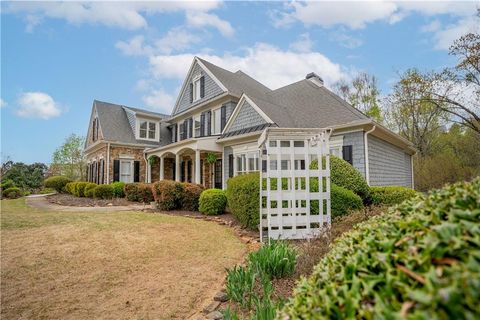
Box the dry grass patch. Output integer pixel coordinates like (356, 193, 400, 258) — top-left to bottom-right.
(1, 199, 246, 320)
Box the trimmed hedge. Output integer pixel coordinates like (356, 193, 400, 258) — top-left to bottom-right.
(44, 176, 72, 193)
(310, 156, 370, 201)
(181, 183, 204, 211)
(199, 189, 227, 215)
(74, 182, 89, 197)
(226, 173, 260, 229)
(3, 187, 22, 199)
(84, 183, 97, 198)
(92, 184, 114, 199)
(279, 178, 480, 319)
(111, 181, 126, 198)
(152, 180, 183, 210)
(124, 183, 153, 203)
(370, 186, 417, 206)
(65, 182, 76, 195)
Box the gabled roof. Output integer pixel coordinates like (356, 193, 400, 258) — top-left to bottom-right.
(123, 106, 169, 119)
(91, 100, 164, 146)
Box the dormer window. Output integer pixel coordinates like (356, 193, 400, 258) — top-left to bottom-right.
(138, 120, 157, 140)
(189, 75, 205, 103)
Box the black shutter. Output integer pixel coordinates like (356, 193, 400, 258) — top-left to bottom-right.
(200, 113, 205, 137)
(220, 105, 226, 131)
(188, 118, 193, 138)
(342, 145, 353, 165)
(134, 161, 140, 182)
(95, 118, 99, 140)
(183, 120, 188, 140)
(207, 110, 211, 136)
(200, 76, 205, 98)
(189, 83, 193, 103)
(229, 154, 234, 178)
(187, 160, 192, 183)
(92, 119, 96, 142)
(113, 160, 120, 182)
(174, 124, 178, 142)
(180, 161, 185, 182)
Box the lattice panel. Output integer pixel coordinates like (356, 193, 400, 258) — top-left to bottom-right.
(259, 129, 331, 241)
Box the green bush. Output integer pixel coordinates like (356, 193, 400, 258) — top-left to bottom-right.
(226, 173, 260, 229)
(152, 180, 183, 210)
(330, 183, 363, 217)
(111, 181, 125, 198)
(124, 183, 154, 203)
(74, 182, 89, 197)
(199, 189, 227, 215)
(248, 241, 297, 279)
(92, 184, 114, 199)
(181, 183, 204, 211)
(370, 186, 417, 206)
(279, 178, 480, 319)
(3, 187, 23, 199)
(1, 179, 15, 190)
(40, 188, 56, 194)
(84, 183, 97, 198)
(310, 155, 370, 201)
(64, 182, 77, 195)
(44, 176, 72, 193)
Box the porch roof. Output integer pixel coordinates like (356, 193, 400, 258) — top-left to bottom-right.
(145, 136, 222, 158)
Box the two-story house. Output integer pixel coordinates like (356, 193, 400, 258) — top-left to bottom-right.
(84, 57, 415, 189)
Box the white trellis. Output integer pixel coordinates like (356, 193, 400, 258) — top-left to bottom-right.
(258, 128, 332, 241)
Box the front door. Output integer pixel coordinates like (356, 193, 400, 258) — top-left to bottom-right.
(214, 159, 222, 189)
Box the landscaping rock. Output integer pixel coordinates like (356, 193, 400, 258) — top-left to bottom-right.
(203, 301, 220, 314)
(206, 311, 223, 320)
(213, 291, 228, 302)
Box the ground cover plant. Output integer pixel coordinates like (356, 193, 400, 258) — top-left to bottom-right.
(0, 198, 245, 319)
(279, 178, 480, 319)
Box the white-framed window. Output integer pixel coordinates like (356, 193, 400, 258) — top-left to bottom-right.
(194, 115, 201, 137)
(193, 77, 201, 101)
(329, 135, 343, 158)
(235, 151, 259, 175)
(213, 108, 222, 134)
(138, 120, 157, 141)
(120, 160, 133, 183)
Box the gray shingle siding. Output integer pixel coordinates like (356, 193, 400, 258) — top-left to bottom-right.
(342, 132, 366, 178)
(175, 63, 224, 115)
(368, 135, 412, 187)
(124, 108, 136, 133)
(227, 100, 267, 133)
(224, 101, 237, 124)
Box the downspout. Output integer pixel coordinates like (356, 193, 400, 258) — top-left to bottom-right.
(106, 142, 110, 184)
(411, 154, 415, 189)
(364, 125, 376, 186)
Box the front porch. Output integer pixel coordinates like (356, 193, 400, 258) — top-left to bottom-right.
(146, 137, 223, 189)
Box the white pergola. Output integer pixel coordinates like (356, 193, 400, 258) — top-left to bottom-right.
(258, 128, 332, 241)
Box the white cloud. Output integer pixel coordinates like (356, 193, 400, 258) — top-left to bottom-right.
(0, 98, 7, 108)
(186, 11, 234, 37)
(421, 19, 442, 33)
(273, 1, 479, 29)
(6, 1, 222, 31)
(115, 35, 153, 56)
(289, 33, 314, 53)
(16, 92, 62, 120)
(24, 14, 42, 33)
(330, 32, 363, 49)
(155, 27, 202, 54)
(149, 43, 348, 89)
(142, 88, 176, 114)
(431, 16, 479, 50)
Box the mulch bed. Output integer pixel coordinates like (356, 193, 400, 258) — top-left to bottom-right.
(46, 193, 137, 207)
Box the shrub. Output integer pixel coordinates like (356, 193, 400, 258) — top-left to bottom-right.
(330, 183, 364, 217)
(1, 179, 15, 190)
(279, 178, 480, 319)
(310, 155, 370, 201)
(3, 187, 22, 199)
(226, 173, 260, 229)
(44, 176, 72, 193)
(248, 241, 297, 279)
(111, 181, 125, 198)
(64, 182, 77, 195)
(181, 183, 204, 211)
(369, 186, 417, 206)
(92, 184, 113, 199)
(74, 182, 89, 197)
(84, 183, 97, 198)
(40, 188, 56, 194)
(199, 189, 227, 215)
(152, 180, 183, 210)
(124, 183, 154, 203)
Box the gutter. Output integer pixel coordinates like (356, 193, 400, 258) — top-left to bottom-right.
(364, 125, 376, 186)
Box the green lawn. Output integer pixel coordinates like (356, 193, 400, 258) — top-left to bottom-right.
(1, 198, 245, 319)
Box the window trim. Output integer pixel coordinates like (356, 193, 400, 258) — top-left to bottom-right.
(136, 119, 158, 141)
(192, 75, 201, 102)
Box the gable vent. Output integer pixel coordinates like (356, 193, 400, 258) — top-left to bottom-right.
(306, 72, 324, 87)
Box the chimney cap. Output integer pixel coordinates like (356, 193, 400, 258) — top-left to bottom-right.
(306, 72, 324, 86)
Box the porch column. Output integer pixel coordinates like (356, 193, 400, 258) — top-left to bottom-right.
(159, 156, 164, 180)
(147, 162, 152, 183)
(175, 153, 180, 182)
(195, 149, 201, 184)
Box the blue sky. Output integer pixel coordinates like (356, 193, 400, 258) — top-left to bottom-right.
(1, 1, 478, 164)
